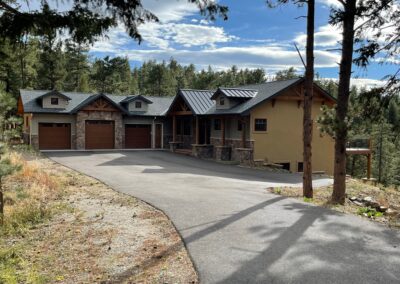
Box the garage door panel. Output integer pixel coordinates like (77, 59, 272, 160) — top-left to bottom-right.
(85, 120, 114, 149)
(39, 123, 71, 150)
(125, 124, 151, 148)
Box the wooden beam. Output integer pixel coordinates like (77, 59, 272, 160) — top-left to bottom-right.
(204, 118, 208, 144)
(221, 118, 225, 146)
(278, 95, 325, 102)
(195, 116, 199, 144)
(170, 110, 193, 116)
(172, 115, 176, 142)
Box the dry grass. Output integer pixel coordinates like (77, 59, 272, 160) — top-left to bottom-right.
(270, 178, 400, 228)
(0, 149, 197, 283)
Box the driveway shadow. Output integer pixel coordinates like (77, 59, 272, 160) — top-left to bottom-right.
(46, 150, 331, 186)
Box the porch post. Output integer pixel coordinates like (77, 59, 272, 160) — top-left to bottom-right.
(204, 118, 208, 144)
(172, 115, 176, 142)
(195, 116, 200, 144)
(221, 117, 225, 146)
(367, 138, 372, 179)
(241, 118, 246, 148)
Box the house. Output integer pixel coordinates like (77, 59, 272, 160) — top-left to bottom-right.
(18, 77, 336, 174)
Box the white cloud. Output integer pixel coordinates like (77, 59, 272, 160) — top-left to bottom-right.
(117, 44, 340, 71)
(321, 78, 387, 90)
(141, 0, 198, 23)
(295, 24, 341, 47)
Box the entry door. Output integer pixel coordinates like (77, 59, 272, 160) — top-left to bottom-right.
(155, 124, 162, 148)
(85, 120, 115, 149)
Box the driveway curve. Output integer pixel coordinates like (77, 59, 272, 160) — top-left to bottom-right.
(46, 150, 400, 284)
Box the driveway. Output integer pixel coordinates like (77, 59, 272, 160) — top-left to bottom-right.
(46, 150, 400, 283)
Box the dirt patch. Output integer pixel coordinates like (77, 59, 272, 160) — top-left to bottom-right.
(269, 179, 400, 229)
(1, 152, 197, 283)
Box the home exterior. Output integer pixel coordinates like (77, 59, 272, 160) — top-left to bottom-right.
(18, 78, 336, 174)
(18, 90, 173, 150)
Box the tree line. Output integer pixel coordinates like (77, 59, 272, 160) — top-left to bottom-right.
(0, 38, 267, 98)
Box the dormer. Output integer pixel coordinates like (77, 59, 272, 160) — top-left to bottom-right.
(121, 95, 153, 112)
(36, 90, 71, 109)
(211, 87, 258, 110)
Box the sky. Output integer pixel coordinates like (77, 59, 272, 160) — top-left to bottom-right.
(20, 0, 399, 89)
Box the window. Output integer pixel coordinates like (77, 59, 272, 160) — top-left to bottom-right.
(214, 119, 221, 130)
(237, 120, 242, 131)
(51, 97, 59, 105)
(278, 163, 291, 171)
(219, 97, 225, 106)
(25, 116, 29, 127)
(254, 119, 267, 131)
(135, 101, 142, 108)
(298, 162, 304, 172)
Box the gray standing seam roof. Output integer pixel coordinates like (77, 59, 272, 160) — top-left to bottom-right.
(176, 89, 215, 115)
(215, 87, 258, 99)
(19, 90, 173, 116)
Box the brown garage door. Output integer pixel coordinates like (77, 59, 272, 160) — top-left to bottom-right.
(85, 120, 114, 149)
(125, 124, 151, 148)
(39, 123, 71, 150)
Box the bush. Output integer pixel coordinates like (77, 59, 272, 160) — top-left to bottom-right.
(357, 207, 383, 218)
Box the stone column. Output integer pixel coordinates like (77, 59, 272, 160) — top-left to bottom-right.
(215, 145, 231, 161)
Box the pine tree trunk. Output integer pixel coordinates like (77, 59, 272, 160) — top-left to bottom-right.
(303, 0, 315, 198)
(331, 0, 357, 204)
(0, 180, 3, 225)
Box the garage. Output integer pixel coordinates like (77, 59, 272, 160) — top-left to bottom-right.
(39, 123, 71, 150)
(125, 124, 151, 148)
(85, 120, 114, 149)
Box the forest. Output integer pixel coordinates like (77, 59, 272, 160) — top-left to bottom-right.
(0, 37, 399, 188)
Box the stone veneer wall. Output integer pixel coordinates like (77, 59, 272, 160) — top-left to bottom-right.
(76, 111, 123, 149)
(210, 137, 254, 161)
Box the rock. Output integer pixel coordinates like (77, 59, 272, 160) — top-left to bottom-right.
(385, 209, 399, 216)
(353, 200, 364, 206)
(378, 206, 388, 212)
(363, 196, 373, 203)
(349, 196, 357, 201)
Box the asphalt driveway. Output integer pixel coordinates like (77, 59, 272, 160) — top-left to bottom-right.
(46, 150, 400, 283)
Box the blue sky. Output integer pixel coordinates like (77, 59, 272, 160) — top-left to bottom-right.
(22, 0, 397, 88)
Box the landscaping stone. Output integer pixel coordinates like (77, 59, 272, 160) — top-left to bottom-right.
(378, 206, 388, 212)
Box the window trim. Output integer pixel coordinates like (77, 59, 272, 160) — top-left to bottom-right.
(50, 97, 59, 105)
(135, 101, 142, 109)
(254, 118, 267, 132)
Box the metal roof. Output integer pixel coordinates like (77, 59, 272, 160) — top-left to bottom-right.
(176, 89, 215, 115)
(19, 90, 173, 116)
(211, 87, 257, 100)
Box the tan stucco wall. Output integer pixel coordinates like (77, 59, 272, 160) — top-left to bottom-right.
(250, 98, 335, 175)
(42, 96, 69, 109)
(31, 114, 76, 135)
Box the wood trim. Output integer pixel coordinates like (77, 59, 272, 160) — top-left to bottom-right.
(170, 110, 193, 116)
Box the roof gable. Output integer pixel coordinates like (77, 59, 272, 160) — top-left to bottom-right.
(167, 89, 214, 115)
(36, 90, 71, 101)
(71, 93, 127, 114)
(121, 95, 153, 104)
